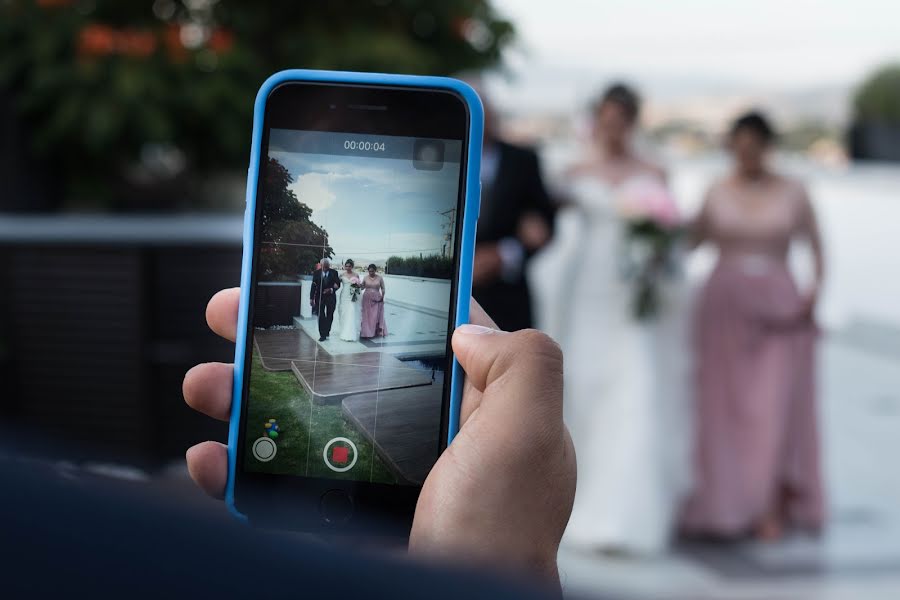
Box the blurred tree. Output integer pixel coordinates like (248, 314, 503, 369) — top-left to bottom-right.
(0, 0, 513, 210)
(385, 253, 452, 278)
(854, 64, 900, 124)
(850, 64, 900, 162)
(258, 157, 333, 281)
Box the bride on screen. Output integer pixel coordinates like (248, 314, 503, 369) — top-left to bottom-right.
(337, 259, 362, 342)
(538, 83, 692, 555)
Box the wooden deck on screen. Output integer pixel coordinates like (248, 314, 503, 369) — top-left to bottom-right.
(341, 385, 443, 485)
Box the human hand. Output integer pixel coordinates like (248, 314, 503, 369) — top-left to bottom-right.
(410, 304, 575, 585)
(472, 244, 503, 286)
(182, 290, 575, 586)
(517, 211, 551, 251)
(800, 286, 820, 321)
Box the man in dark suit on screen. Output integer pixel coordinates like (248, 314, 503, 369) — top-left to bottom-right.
(310, 257, 340, 341)
(472, 86, 556, 332)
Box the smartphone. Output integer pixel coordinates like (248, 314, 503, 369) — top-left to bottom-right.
(226, 70, 483, 534)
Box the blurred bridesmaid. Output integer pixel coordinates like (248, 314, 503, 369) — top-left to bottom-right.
(683, 112, 825, 540)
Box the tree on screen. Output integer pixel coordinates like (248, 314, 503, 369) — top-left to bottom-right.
(259, 157, 333, 281)
(386, 254, 452, 279)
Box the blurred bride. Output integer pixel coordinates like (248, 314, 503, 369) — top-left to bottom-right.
(533, 84, 693, 555)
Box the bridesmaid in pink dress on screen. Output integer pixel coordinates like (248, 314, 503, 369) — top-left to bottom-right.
(683, 112, 826, 541)
(360, 264, 388, 339)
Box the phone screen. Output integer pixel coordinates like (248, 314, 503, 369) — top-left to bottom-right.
(239, 86, 467, 492)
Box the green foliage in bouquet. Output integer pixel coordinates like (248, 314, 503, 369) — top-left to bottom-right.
(0, 0, 513, 207)
(622, 220, 684, 321)
(386, 253, 453, 279)
(259, 157, 333, 281)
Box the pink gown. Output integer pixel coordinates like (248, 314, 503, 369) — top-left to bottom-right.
(681, 176, 825, 536)
(360, 275, 388, 338)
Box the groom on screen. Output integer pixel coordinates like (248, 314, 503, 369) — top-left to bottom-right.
(310, 257, 341, 341)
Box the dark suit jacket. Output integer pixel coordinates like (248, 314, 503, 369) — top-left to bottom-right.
(474, 141, 555, 331)
(310, 268, 341, 301)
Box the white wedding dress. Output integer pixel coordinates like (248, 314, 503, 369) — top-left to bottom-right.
(336, 273, 362, 342)
(530, 175, 693, 555)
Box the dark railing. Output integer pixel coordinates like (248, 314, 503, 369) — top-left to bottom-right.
(0, 215, 243, 463)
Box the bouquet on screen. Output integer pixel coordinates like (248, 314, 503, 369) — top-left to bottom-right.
(615, 177, 683, 321)
(349, 276, 362, 302)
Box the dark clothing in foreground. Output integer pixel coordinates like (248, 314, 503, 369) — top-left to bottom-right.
(0, 441, 555, 599)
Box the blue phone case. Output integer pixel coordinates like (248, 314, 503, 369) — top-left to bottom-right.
(226, 70, 483, 521)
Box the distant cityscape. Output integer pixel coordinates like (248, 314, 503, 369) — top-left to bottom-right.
(486, 69, 852, 166)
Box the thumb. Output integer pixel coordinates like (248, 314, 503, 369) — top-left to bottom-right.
(452, 325, 564, 414)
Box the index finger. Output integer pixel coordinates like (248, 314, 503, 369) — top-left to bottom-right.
(206, 287, 240, 342)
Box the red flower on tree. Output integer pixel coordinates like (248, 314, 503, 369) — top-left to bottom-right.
(78, 24, 116, 58)
(208, 29, 234, 54)
(77, 25, 157, 59)
(118, 30, 157, 58)
(163, 23, 189, 63)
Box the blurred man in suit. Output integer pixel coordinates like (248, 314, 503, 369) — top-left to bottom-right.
(471, 84, 555, 332)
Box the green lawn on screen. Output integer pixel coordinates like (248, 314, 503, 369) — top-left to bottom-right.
(244, 350, 397, 485)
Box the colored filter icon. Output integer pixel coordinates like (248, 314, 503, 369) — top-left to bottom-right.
(264, 418, 280, 438)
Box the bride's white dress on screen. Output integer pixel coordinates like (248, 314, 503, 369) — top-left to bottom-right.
(530, 175, 693, 555)
(336, 274, 362, 342)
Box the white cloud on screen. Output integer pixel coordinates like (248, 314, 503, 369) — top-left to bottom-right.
(287, 172, 345, 212)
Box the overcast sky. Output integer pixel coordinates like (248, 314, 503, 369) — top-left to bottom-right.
(491, 0, 900, 106)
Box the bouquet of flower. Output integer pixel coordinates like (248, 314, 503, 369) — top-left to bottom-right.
(349, 276, 362, 302)
(615, 177, 683, 321)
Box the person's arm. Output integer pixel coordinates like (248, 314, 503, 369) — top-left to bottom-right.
(310, 274, 318, 303)
(516, 149, 555, 255)
(379, 276, 385, 300)
(689, 187, 714, 250)
(798, 185, 825, 307)
(474, 148, 556, 288)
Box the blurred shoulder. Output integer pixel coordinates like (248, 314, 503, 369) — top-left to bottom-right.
(704, 175, 732, 199)
(769, 174, 811, 208)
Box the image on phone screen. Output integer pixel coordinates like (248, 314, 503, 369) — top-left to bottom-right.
(242, 128, 463, 486)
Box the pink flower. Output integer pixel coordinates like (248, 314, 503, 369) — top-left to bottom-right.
(616, 177, 681, 228)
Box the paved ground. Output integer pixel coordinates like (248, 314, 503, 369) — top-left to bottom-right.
(557, 323, 900, 600)
(295, 299, 447, 358)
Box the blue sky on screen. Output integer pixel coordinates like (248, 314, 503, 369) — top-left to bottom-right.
(268, 148, 459, 262)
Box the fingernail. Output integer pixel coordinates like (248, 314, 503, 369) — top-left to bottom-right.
(456, 324, 500, 335)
